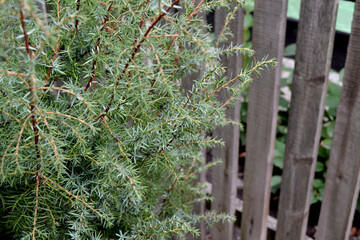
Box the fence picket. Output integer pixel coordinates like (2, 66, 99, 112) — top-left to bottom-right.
(210, 4, 243, 240)
(315, 1, 360, 239)
(240, 1, 288, 239)
(275, 1, 338, 239)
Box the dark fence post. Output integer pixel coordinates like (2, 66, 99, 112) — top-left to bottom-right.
(240, 0, 287, 239)
(275, 0, 338, 239)
(210, 3, 243, 240)
(316, 1, 360, 239)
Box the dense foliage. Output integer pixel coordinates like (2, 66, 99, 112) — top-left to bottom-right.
(0, 0, 274, 239)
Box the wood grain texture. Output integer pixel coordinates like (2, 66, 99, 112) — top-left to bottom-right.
(316, 1, 360, 239)
(240, 1, 287, 240)
(205, 180, 312, 239)
(275, 1, 338, 240)
(210, 4, 243, 240)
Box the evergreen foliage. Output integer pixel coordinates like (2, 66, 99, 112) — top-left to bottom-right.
(0, 0, 275, 239)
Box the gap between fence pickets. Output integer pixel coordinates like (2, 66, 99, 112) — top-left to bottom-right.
(204, 180, 313, 240)
(281, 57, 341, 103)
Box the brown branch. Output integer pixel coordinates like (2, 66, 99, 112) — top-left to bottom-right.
(74, 0, 81, 34)
(105, 26, 122, 41)
(150, 34, 183, 38)
(164, 16, 208, 57)
(35, 107, 61, 167)
(32, 174, 40, 240)
(18, 1, 40, 165)
(122, 0, 180, 76)
(43, 175, 109, 221)
(204, 60, 274, 101)
(44, 112, 93, 128)
(29, 75, 40, 160)
(23, 2, 50, 37)
(0, 69, 28, 77)
(43, 0, 61, 84)
(84, 2, 113, 92)
(147, 41, 165, 95)
(38, 87, 92, 111)
(215, 4, 239, 48)
(103, 0, 180, 116)
(15, 114, 32, 168)
(18, 2, 40, 163)
(164, 0, 204, 55)
(0, 70, 29, 90)
(139, 0, 150, 29)
(0, 110, 21, 124)
(44, 36, 60, 84)
(1, 136, 17, 177)
(18, 2, 33, 59)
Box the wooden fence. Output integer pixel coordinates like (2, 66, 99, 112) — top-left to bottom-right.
(204, 0, 360, 239)
(30, 0, 360, 239)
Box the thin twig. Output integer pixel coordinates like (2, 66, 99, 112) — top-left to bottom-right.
(1, 136, 17, 177)
(43, 175, 109, 221)
(204, 60, 274, 101)
(84, 2, 114, 92)
(164, 0, 204, 55)
(44, 112, 93, 128)
(35, 107, 61, 168)
(139, 0, 150, 29)
(103, 0, 180, 116)
(44, 36, 60, 84)
(122, 0, 180, 76)
(15, 114, 32, 170)
(32, 174, 40, 240)
(18, 1, 40, 164)
(39, 87, 92, 111)
(0, 69, 28, 77)
(74, 0, 81, 34)
(18, 2, 33, 59)
(215, 5, 239, 48)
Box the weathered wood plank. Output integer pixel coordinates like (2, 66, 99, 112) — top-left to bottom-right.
(275, 1, 338, 240)
(211, 4, 243, 240)
(240, 1, 288, 240)
(205, 181, 312, 239)
(316, 1, 360, 239)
